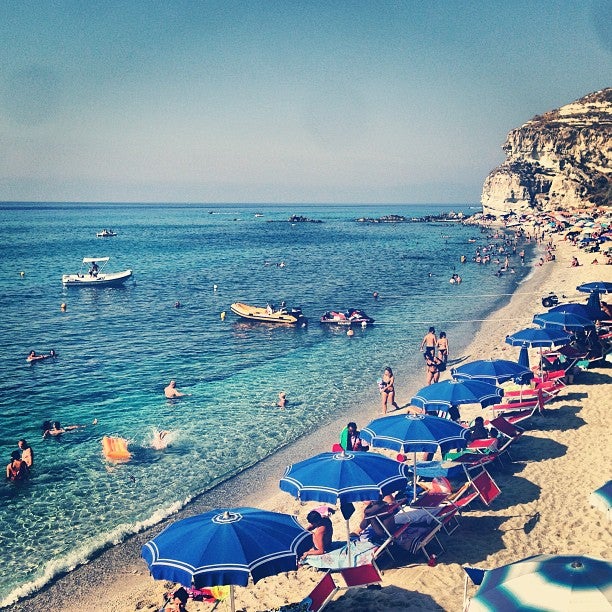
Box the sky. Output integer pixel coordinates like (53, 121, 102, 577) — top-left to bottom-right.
(0, 1, 610, 204)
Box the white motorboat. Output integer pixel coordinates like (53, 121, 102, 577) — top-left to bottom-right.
(96, 229, 117, 237)
(62, 257, 133, 287)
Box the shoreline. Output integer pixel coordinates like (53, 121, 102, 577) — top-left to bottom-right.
(8, 234, 612, 611)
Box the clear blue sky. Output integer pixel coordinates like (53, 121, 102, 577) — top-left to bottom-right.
(1, 1, 610, 204)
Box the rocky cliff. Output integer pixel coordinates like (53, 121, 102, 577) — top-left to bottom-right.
(481, 89, 611, 216)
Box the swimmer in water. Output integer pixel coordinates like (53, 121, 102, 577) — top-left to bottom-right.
(278, 392, 287, 409)
(164, 380, 190, 399)
(151, 429, 172, 449)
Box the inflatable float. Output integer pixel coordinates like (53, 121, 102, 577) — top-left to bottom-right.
(102, 436, 131, 461)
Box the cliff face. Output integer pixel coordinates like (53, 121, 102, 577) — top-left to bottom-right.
(481, 89, 611, 216)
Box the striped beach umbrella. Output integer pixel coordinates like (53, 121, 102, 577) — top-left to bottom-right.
(468, 554, 612, 611)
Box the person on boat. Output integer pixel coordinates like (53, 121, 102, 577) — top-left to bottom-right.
(6, 450, 29, 482)
(89, 261, 99, 277)
(420, 327, 437, 359)
(437, 331, 449, 364)
(380, 367, 400, 414)
(18, 439, 33, 467)
(300, 510, 334, 560)
(164, 380, 190, 399)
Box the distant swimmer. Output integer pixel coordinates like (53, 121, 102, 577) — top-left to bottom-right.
(278, 392, 287, 409)
(42, 420, 85, 438)
(26, 350, 56, 362)
(164, 380, 190, 399)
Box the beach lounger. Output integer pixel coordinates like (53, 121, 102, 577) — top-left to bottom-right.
(468, 468, 501, 506)
(300, 564, 383, 611)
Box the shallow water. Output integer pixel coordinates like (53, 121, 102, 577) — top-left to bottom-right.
(0, 203, 529, 604)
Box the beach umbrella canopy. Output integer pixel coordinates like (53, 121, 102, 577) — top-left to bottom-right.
(549, 302, 604, 321)
(279, 450, 409, 505)
(468, 554, 612, 611)
(576, 281, 612, 294)
(360, 413, 469, 500)
(452, 359, 533, 385)
(505, 327, 572, 348)
(590, 481, 612, 521)
(532, 311, 596, 331)
(141, 507, 311, 612)
(410, 379, 505, 412)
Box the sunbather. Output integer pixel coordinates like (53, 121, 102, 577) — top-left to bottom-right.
(300, 510, 333, 559)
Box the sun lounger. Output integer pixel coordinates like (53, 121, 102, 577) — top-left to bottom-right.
(300, 564, 383, 611)
(467, 468, 501, 506)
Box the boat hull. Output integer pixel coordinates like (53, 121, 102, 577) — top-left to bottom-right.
(230, 302, 305, 324)
(62, 270, 133, 287)
(320, 309, 374, 325)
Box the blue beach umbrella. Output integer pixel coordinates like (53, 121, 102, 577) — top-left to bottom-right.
(590, 481, 612, 521)
(279, 450, 409, 505)
(518, 346, 530, 368)
(141, 507, 311, 612)
(411, 379, 505, 412)
(532, 311, 595, 331)
(505, 327, 572, 348)
(549, 302, 603, 321)
(469, 554, 612, 612)
(576, 281, 612, 294)
(280, 450, 409, 563)
(360, 413, 470, 501)
(452, 359, 533, 385)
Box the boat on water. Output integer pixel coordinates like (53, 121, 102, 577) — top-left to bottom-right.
(96, 229, 117, 237)
(230, 302, 307, 325)
(320, 308, 375, 326)
(62, 257, 133, 287)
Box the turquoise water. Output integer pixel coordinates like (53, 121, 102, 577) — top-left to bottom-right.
(0, 203, 529, 605)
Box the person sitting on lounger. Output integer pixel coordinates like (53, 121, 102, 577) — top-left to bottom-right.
(300, 509, 333, 559)
(469, 416, 489, 441)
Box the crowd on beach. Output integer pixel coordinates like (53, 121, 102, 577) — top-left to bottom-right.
(9, 206, 612, 612)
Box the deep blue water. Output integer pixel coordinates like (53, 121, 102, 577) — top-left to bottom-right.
(0, 203, 529, 605)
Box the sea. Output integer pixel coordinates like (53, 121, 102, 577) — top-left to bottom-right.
(0, 203, 535, 606)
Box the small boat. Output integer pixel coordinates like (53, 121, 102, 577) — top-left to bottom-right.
(230, 302, 307, 325)
(320, 309, 375, 326)
(62, 257, 133, 287)
(96, 229, 117, 237)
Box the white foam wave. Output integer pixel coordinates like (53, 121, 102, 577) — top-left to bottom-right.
(0, 497, 191, 608)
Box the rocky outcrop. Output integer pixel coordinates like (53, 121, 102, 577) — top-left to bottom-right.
(481, 89, 611, 216)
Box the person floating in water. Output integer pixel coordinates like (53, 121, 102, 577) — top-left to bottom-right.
(164, 380, 190, 399)
(277, 392, 287, 409)
(26, 350, 56, 362)
(42, 420, 85, 438)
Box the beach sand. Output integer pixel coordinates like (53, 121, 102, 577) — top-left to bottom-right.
(8, 235, 611, 612)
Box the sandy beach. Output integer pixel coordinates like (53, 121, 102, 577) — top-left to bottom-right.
(8, 234, 611, 612)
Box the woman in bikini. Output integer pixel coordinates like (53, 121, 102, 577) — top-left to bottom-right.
(6, 450, 29, 482)
(437, 331, 449, 364)
(380, 367, 400, 414)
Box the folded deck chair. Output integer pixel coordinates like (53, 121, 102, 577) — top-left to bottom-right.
(303, 572, 339, 612)
(468, 468, 501, 506)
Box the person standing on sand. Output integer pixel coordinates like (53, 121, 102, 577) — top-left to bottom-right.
(380, 366, 400, 414)
(420, 327, 437, 359)
(164, 380, 190, 399)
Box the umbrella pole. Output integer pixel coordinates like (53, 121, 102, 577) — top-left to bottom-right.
(346, 518, 352, 566)
(230, 585, 235, 612)
(413, 451, 418, 502)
